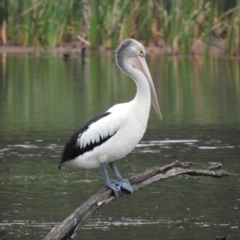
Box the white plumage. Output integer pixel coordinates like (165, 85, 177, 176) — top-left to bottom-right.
(59, 38, 162, 197)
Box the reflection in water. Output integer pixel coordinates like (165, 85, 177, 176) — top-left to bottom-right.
(0, 53, 240, 239)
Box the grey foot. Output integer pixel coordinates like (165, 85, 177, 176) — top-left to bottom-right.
(107, 183, 121, 198)
(115, 179, 133, 193)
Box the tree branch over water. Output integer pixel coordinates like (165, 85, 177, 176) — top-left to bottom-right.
(43, 161, 230, 240)
(0, 229, 7, 240)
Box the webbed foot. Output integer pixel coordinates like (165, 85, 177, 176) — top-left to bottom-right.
(107, 183, 121, 198)
(115, 179, 133, 193)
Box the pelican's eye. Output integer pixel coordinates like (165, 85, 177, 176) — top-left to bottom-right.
(139, 50, 144, 57)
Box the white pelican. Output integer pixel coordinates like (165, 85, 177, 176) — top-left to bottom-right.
(59, 39, 162, 197)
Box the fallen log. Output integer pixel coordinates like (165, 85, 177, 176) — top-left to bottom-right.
(43, 160, 230, 240)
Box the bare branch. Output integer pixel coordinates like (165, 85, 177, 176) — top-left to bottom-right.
(43, 161, 230, 240)
(0, 229, 7, 240)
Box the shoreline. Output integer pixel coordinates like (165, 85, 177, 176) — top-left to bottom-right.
(0, 39, 239, 59)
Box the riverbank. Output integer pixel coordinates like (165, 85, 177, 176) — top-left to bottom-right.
(0, 38, 229, 58)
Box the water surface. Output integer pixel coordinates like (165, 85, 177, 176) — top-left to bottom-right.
(0, 53, 240, 239)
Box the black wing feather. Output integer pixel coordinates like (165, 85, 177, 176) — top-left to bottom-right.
(59, 112, 114, 169)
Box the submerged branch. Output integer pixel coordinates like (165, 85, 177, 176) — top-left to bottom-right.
(43, 161, 230, 240)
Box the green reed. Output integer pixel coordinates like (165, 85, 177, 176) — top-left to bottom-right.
(1, 0, 240, 55)
(6, 0, 80, 47)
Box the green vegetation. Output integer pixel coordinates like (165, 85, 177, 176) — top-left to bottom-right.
(0, 0, 240, 55)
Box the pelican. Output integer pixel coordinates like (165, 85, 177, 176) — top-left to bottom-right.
(59, 39, 162, 197)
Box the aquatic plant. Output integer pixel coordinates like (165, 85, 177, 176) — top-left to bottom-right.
(1, 0, 240, 55)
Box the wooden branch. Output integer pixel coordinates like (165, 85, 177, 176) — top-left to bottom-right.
(43, 161, 230, 240)
(0, 229, 7, 240)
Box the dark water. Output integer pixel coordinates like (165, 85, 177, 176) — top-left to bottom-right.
(0, 52, 240, 240)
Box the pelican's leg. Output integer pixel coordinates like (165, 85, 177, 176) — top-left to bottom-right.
(109, 162, 133, 193)
(101, 163, 121, 197)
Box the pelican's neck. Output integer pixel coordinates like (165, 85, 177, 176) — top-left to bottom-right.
(116, 56, 151, 116)
(130, 70, 151, 114)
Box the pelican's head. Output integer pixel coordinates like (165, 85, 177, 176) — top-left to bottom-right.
(115, 38, 162, 119)
(115, 39, 145, 73)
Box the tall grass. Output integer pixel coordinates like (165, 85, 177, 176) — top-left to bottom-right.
(5, 0, 81, 47)
(1, 0, 240, 55)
